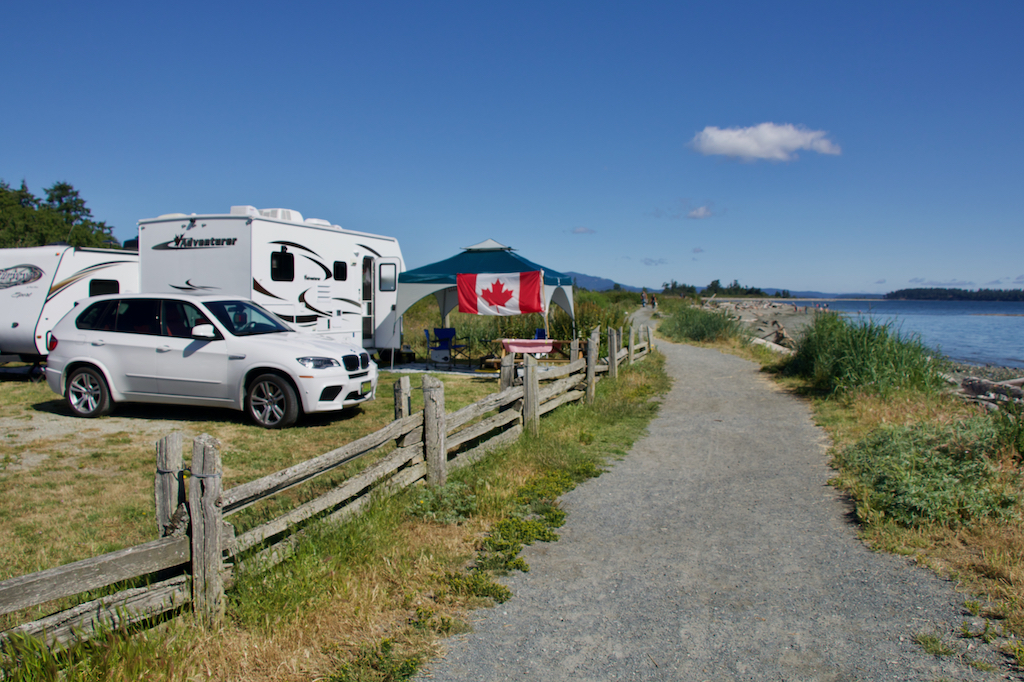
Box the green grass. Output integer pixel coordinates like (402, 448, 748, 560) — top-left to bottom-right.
(914, 632, 954, 657)
(0, 623, 186, 682)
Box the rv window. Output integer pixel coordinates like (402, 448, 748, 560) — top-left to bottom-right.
(76, 300, 118, 331)
(89, 279, 119, 296)
(362, 257, 373, 301)
(271, 250, 294, 281)
(333, 262, 347, 281)
(379, 263, 397, 292)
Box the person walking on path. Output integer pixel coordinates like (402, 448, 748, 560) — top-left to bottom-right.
(418, 310, 1001, 680)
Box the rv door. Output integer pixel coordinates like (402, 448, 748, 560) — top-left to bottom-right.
(374, 257, 402, 351)
(361, 256, 374, 345)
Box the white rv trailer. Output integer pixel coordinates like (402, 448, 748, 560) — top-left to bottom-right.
(137, 206, 405, 354)
(0, 245, 139, 362)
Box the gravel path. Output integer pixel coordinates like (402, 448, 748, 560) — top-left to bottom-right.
(417, 321, 1010, 681)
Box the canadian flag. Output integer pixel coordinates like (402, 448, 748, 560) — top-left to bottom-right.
(457, 271, 544, 315)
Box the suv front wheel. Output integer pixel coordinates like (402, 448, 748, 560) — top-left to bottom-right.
(245, 374, 299, 429)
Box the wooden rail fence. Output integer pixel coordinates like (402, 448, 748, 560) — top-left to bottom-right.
(0, 325, 654, 648)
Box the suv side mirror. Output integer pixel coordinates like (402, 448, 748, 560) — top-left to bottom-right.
(192, 324, 218, 339)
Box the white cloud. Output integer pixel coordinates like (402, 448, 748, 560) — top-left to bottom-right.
(571, 226, 595, 234)
(650, 200, 721, 220)
(689, 122, 841, 161)
(642, 258, 667, 266)
(874, 279, 886, 284)
(1015, 274, 1024, 284)
(909, 277, 925, 284)
(692, 247, 704, 254)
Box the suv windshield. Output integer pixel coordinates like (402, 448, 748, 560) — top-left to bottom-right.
(204, 300, 291, 337)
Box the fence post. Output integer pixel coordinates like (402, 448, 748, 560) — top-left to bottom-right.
(628, 326, 635, 366)
(189, 434, 223, 625)
(586, 326, 600, 404)
(393, 376, 413, 447)
(608, 327, 618, 380)
(499, 353, 515, 390)
(155, 433, 185, 537)
(647, 325, 654, 351)
(523, 353, 540, 436)
(394, 376, 411, 420)
(570, 338, 580, 361)
(423, 375, 447, 487)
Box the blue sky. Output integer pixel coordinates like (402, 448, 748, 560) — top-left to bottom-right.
(3, 1, 1021, 294)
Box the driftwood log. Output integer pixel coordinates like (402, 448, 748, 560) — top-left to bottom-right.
(960, 377, 1024, 401)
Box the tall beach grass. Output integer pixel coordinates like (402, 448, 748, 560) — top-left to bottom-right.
(784, 311, 945, 397)
(658, 305, 750, 344)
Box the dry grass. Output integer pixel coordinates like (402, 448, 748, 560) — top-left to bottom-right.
(182, 519, 481, 681)
(0, 368, 497, 632)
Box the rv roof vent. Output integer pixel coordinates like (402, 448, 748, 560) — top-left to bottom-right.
(259, 208, 304, 223)
(305, 218, 332, 226)
(156, 213, 189, 219)
(231, 205, 259, 216)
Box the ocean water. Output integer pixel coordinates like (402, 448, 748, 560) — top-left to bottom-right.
(808, 299, 1024, 369)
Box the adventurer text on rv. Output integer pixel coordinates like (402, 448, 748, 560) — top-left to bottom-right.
(137, 206, 404, 356)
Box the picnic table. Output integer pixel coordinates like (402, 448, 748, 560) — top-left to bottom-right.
(498, 338, 584, 362)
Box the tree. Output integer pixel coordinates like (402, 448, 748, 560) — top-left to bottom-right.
(662, 280, 697, 296)
(0, 180, 120, 248)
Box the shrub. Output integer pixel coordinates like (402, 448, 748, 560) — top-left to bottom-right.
(785, 312, 945, 397)
(658, 305, 750, 343)
(834, 417, 1018, 528)
(406, 481, 477, 524)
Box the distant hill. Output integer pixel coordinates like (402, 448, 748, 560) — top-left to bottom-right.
(563, 273, 885, 299)
(564, 272, 647, 293)
(780, 291, 885, 299)
(763, 289, 884, 299)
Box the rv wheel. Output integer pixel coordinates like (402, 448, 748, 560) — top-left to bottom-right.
(66, 366, 113, 418)
(246, 374, 299, 429)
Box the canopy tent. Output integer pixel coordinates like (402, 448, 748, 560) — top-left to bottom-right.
(395, 239, 575, 330)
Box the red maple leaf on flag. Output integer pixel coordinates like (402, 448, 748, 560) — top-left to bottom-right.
(481, 279, 514, 308)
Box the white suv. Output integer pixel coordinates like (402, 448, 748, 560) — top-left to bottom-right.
(44, 293, 377, 428)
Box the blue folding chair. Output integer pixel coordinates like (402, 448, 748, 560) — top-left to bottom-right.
(427, 328, 469, 368)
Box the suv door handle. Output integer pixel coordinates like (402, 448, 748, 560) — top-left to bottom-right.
(91, 340, 105, 346)
(157, 346, 173, 353)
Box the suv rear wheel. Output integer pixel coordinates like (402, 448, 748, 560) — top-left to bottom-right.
(245, 374, 299, 429)
(66, 366, 113, 418)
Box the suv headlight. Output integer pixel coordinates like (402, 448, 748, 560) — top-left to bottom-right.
(296, 357, 341, 370)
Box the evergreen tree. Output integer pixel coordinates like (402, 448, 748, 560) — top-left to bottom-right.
(0, 180, 120, 248)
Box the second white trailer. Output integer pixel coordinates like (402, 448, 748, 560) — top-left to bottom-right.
(0, 245, 139, 362)
(137, 206, 405, 353)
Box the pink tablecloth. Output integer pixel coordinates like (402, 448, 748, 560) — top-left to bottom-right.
(501, 339, 555, 354)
